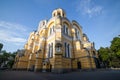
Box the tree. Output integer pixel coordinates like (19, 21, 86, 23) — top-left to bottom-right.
(0, 50, 17, 68)
(98, 47, 111, 67)
(7, 51, 17, 68)
(98, 36, 120, 68)
(98, 47, 110, 62)
(110, 37, 120, 67)
(110, 37, 120, 57)
(0, 43, 3, 51)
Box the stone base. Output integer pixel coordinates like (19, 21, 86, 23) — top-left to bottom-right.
(52, 68, 63, 74)
(34, 69, 42, 72)
(42, 69, 51, 72)
(52, 68, 72, 73)
(27, 68, 34, 71)
(13, 68, 27, 71)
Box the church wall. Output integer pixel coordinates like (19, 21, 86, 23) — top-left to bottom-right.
(13, 8, 99, 73)
(16, 58, 28, 70)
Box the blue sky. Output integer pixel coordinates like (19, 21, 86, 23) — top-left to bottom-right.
(0, 0, 120, 52)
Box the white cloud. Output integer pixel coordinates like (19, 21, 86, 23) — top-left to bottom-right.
(0, 32, 26, 43)
(76, 0, 103, 17)
(0, 21, 26, 32)
(0, 21, 29, 44)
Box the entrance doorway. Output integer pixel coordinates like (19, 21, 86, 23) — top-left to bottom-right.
(30, 65, 35, 71)
(50, 64, 52, 72)
(94, 58, 100, 68)
(77, 61, 81, 69)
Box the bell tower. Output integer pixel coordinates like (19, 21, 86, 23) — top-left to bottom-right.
(52, 8, 66, 17)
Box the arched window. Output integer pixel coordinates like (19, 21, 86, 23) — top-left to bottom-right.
(66, 27, 68, 35)
(63, 13, 64, 17)
(53, 26, 54, 32)
(51, 43, 53, 57)
(48, 43, 53, 58)
(78, 31, 80, 39)
(63, 24, 69, 35)
(75, 28, 80, 40)
(63, 25, 65, 33)
(58, 12, 61, 16)
(64, 43, 71, 58)
(64, 43, 67, 57)
(48, 44, 50, 58)
(29, 54, 32, 60)
(49, 26, 54, 35)
(50, 28, 52, 35)
(54, 13, 55, 17)
(67, 44, 70, 57)
(75, 28, 77, 38)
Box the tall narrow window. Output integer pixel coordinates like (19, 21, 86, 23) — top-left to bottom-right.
(65, 43, 67, 57)
(66, 27, 68, 35)
(78, 31, 80, 39)
(48, 44, 50, 58)
(50, 28, 52, 35)
(75, 28, 78, 39)
(53, 26, 54, 32)
(58, 12, 60, 16)
(63, 25, 65, 33)
(51, 43, 53, 57)
(68, 29, 69, 35)
(67, 44, 70, 58)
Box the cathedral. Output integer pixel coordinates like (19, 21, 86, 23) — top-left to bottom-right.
(13, 8, 99, 73)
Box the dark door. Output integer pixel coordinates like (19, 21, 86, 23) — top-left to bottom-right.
(31, 65, 35, 71)
(50, 64, 52, 72)
(94, 58, 100, 68)
(77, 61, 81, 69)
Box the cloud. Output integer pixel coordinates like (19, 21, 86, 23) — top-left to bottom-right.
(76, 0, 103, 17)
(0, 21, 26, 32)
(0, 21, 29, 44)
(0, 32, 26, 43)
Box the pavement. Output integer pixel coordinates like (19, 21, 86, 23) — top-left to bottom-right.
(0, 70, 120, 80)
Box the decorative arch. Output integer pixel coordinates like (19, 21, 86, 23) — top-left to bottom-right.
(72, 20, 83, 41)
(52, 8, 66, 17)
(46, 21, 55, 37)
(64, 42, 72, 58)
(47, 21, 54, 29)
(62, 18, 71, 27)
(62, 18, 72, 36)
(29, 32, 35, 39)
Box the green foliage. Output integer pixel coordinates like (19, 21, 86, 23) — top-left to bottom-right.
(98, 47, 110, 62)
(0, 50, 17, 68)
(116, 50, 120, 57)
(0, 43, 3, 51)
(111, 37, 120, 51)
(110, 37, 120, 57)
(98, 36, 120, 68)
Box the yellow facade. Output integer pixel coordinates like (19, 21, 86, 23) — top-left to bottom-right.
(13, 8, 99, 73)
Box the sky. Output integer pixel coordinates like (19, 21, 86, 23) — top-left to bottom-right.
(0, 0, 120, 52)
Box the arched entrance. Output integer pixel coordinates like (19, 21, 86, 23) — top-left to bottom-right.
(94, 58, 100, 68)
(50, 64, 52, 72)
(77, 61, 81, 69)
(30, 65, 35, 71)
